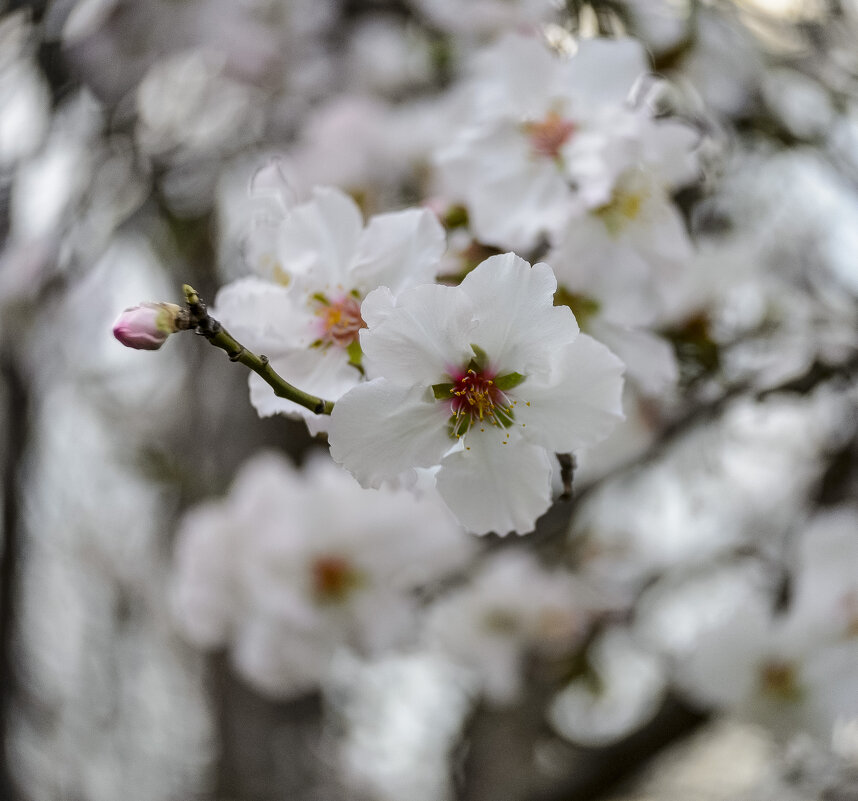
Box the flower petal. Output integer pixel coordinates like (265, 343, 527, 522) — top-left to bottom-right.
(360, 284, 475, 384)
(278, 186, 363, 289)
(459, 254, 578, 374)
(350, 207, 445, 295)
(436, 433, 552, 535)
(329, 379, 452, 488)
(565, 37, 648, 107)
(214, 277, 310, 351)
(515, 334, 625, 453)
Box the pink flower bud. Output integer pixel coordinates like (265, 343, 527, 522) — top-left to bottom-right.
(113, 302, 182, 350)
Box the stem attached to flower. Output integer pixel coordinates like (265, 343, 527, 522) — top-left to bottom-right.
(180, 285, 335, 416)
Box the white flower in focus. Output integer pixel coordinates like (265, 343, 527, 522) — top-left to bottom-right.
(170, 452, 473, 699)
(328, 253, 625, 535)
(421, 550, 604, 704)
(215, 181, 446, 433)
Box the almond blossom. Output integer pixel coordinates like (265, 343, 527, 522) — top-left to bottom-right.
(171, 451, 473, 699)
(215, 179, 446, 433)
(435, 34, 697, 251)
(328, 253, 625, 535)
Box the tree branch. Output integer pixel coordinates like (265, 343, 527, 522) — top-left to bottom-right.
(180, 285, 335, 417)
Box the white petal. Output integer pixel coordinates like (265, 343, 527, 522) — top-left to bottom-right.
(436, 433, 552, 535)
(214, 277, 309, 351)
(565, 37, 648, 107)
(459, 254, 578, 374)
(515, 334, 625, 453)
(360, 283, 475, 384)
(548, 627, 666, 747)
(350, 207, 445, 294)
(278, 186, 363, 289)
(248, 348, 360, 433)
(587, 320, 678, 396)
(329, 379, 452, 488)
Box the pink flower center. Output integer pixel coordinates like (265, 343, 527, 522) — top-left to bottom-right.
(313, 293, 366, 348)
(448, 369, 514, 437)
(525, 111, 576, 160)
(311, 555, 361, 603)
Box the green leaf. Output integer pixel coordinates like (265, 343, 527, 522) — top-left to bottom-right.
(432, 382, 455, 400)
(494, 372, 525, 391)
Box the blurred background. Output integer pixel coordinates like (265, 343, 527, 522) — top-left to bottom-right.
(2, 1, 858, 800)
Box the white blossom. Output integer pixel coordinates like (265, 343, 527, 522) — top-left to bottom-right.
(421, 550, 604, 704)
(171, 452, 473, 699)
(328, 253, 625, 535)
(215, 181, 446, 433)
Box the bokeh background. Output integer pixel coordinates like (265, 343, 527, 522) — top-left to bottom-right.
(2, 1, 858, 800)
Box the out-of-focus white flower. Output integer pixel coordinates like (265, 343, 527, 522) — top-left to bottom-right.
(761, 68, 833, 141)
(549, 166, 694, 329)
(136, 49, 263, 160)
(573, 388, 852, 594)
(636, 506, 858, 743)
(171, 452, 473, 699)
(666, 592, 858, 742)
(421, 550, 605, 704)
(410, 0, 558, 38)
(329, 651, 476, 801)
(436, 34, 697, 251)
(0, 12, 50, 170)
(345, 15, 434, 95)
(328, 253, 624, 535)
(548, 626, 667, 746)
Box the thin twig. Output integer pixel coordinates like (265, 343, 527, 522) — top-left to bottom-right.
(180, 285, 335, 417)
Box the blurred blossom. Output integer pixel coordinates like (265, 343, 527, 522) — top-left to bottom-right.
(573, 387, 854, 595)
(621, 0, 692, 55)
(0, 12, 50, 170)
(12, 382, 213, 801)
(761, 68, 833, 141)
(637, 506, 858, 742)
(0, 92, 147, 311)
(410, 0, 559, 38)
(345, 15, 434, 96)
(171, 452, 473, 699)
(328, 651, 476, 801)
(136, 50, 263, 160)
(548, 626, 667, 747)
(674, 8, 765, 118)
(422, 550, 608, 704)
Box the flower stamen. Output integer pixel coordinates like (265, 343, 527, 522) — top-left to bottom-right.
(312, 292, 366, 348)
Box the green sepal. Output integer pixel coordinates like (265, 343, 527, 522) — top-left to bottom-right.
(467, 343, 489, 372)
(553, 287, 601, 330)
(432, 382, 455, 400)
(494, 372, 525, 391)
(346, 340, 364, 369)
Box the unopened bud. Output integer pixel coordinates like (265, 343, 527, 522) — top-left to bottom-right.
(113, 302, 182, 350)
